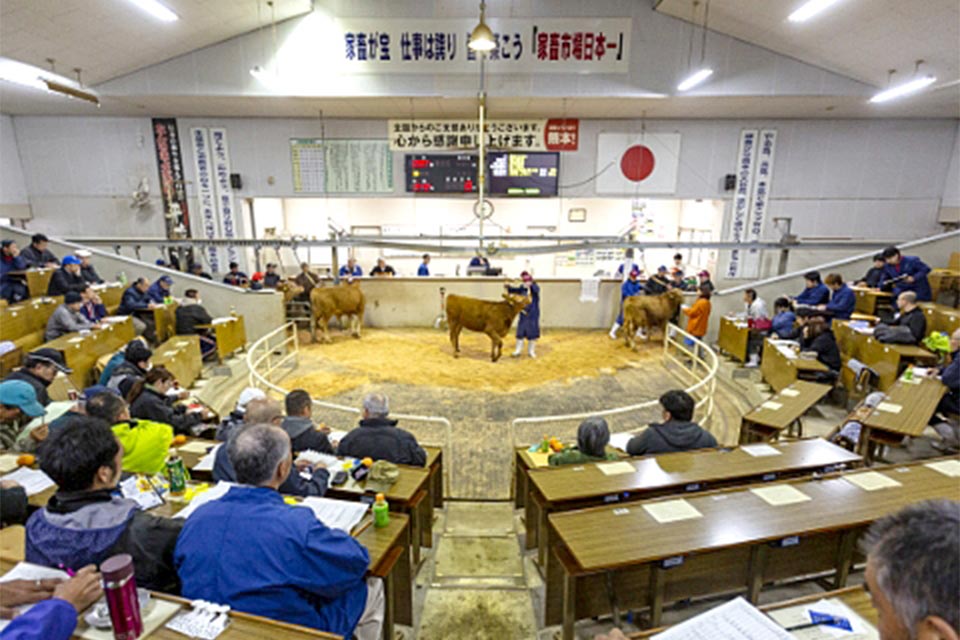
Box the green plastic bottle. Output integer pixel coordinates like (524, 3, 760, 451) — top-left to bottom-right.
(373, 493, 390, 528)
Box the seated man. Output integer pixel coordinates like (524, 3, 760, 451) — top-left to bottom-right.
(46, 256, 88, 297)
(145, 275, 174, 304)
(75, 249, 103, 285)
(281, 389, 334, 454)
(0, 239, 29, 303)
(117, 277, 159, 342)
(369, 258, 395, 277)
(338, 393, 427, 466)
(0, 380, 46, 453)
(26, 417, 183, 592)
(19, 233, 59, 269)
(548, 417, 619, 466)
(879, 291, 926, 345)
(3, 348, 71, 407)
(770, 296, 797, 339)
(468, 253, 489, 270)
(263, 263, 282, 288)
(821, 273, 855, 321)
(188, 262, 212, 280)
(222, 262, 249, 287)
(882, 245, 932, 302)
(45, 292, 98, 341)
(855, 253, 890, 290)
(795, 271, 830, 306)
(626, 390, 717, 456)
(127, 366, 210, 437)
(742, 288, 769, 320)
(213, 398, 329, 496)
(339, 257, 363, 278)
(175, 424, 383, 640)
(85, 390, 173, 474)
(216, 387, 266, 442)
(862, 500, 958, 640)
(79, 284, 107, 323)
(105, 340, 153, 395)
(175, 289, 216, 359)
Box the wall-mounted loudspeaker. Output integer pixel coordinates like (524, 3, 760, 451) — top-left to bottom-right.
(723, 174, 736, 191)
(230, 173, 243, 190)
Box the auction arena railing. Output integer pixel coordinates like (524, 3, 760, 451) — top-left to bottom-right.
(510, 323, 719, 448)
(246, 322, 454, 497)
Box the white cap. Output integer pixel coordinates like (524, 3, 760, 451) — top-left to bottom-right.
(75, 249, 93, 258)
(236, 387, 266, 412)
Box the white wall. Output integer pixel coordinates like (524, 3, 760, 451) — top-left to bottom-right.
(941, 122, 960, 209)
(0, 115, 29, 215)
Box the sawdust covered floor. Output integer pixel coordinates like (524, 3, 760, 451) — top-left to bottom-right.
(287, 327, 683, 500)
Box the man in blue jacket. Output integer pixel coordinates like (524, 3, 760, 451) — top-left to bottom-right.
(117, 277, 159, 342)
(795, 271, 830, 306)
(882, 246, 932, 302)
(417, 254, 431, 276)
(820, 273, 855, 321)
(175, 423, 383, 640)
(609, 268, 643, 339)
(145, 275, 173, 303)
(339, 257, 363, 278)
(0, 239, 29, 303)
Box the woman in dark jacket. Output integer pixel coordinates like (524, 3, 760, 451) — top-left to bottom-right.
(800, 316, 841, 381)
(127, 366, 204, 436)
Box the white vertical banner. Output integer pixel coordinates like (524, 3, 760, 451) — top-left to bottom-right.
(741, 129, 777, 278)
(210, 128, 241, 267)
(189, 127, 222, 274)
(726, 129, 759, 279)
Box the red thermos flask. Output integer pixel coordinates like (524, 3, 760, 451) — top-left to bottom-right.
(101, 554, 143, 640)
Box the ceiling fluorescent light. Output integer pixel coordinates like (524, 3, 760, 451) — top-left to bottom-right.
(42, 79, 100, 106)
(870, 75, 937, 103)
(0, 57, 100, 105)
(788, 0, 843, 23)
(126, 0, 179, 22)
(677, 68, 713, 92)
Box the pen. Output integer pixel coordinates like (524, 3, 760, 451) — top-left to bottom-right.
(785, 617, 843, 631)
(146, 476, 166, 505)
(57, 563, 76, 577)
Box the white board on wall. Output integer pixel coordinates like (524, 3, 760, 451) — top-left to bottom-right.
(596, 133, 681, 195)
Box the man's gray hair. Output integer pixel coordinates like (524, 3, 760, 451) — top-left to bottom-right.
(363, 392, 389, 418)
(244, 397, 283, 425)
(227, 423, 290, 486)
(861, 500, 959, 633)
(899, 291, 917, 304)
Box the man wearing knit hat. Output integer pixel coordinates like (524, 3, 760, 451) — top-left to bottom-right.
(45, 291, 99, 340)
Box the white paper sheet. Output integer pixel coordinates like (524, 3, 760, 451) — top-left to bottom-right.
(597, 461, 636, 476)
(579, 278, 600, 303)
(0, 562, 71, 630)
(653, 596, 793, 639)
(608, 432, 635, 452)
(643, 499, 703, 524)
(295, 496, 369, 533)
(925, 459, 960, 477)
(741, 444, 782, 457)
(761, 401, 783, 411)
(296, 450, 351, 471)
(843, 471, 902, 491)
(0, 453, 20, 474)
(780, 388, 800, 397)
(177, 440, 214, 455)
(173, 482, 236, 519)
(22, 401, 76, 433)
(776, 345, 798, 360)
(192, 444, 221, 472)
(767, 597, 879, 639)
(875, 402, 902, 414)
(0, 467, 55, 496)
(750, 484, 811, 506)
(327, 430, 348, 447)
(118, 476, 164, 511)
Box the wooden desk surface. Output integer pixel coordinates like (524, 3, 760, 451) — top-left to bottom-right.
(742, 381, 832, 430)
(718, 317, 750, 362)
(530, 439, 860, 504)
(862, 377, 946, 438)
(550, 458, 959, 572)
(762, 339, 828, 392)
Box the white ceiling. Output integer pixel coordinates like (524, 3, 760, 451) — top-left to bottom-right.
(655, 0, 960, 91)
(0, 0, 311, 84)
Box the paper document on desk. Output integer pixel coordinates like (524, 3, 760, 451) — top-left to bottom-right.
(295, 497, 369, 533)
(0, 562, 71, 631)
(768, 597, 879, 639)
(925, 459, 960, 477)
(1, 467, 54, 496)
(211, 317, 233, 325)
(178, 440, 214, 455)
(327, 430, 348, 447)
(597, 461, 636, 476)
(0, 453, 20, 474)
(843, 471, 902, 492)
(751, 484, 811, 506)
(101, 316, 129, 324)
(608, 432, 634, 452)
(23, 401, 75, 434)
(653, 596, 793, 639)
(760, 401, 783, 411)
(775, 344, 798, 360)
(875, 402, 902, 414)
(174, 482, 236, 519)
(193, 445, 221, 472)
(643, 499, 703, 524)
(780, 388, 800, 397)
(741, 444, 781, 457)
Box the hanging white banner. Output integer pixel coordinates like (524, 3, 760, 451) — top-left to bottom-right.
(189, 127, 222, 274)
(209, 128, 241, 268)
(726, 130, 759, 279)
(741, 129, 778, 278)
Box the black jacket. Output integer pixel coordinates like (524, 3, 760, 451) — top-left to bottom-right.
(130, 387, 203, 436)
(336, 417, 427, 467)
(0, 486, 28, 526)
(47, 267, 87, 296)
(626, 419, 717, 456)
(81, 264, 104, 284)
(106, 360, 147, 396)
(643, 275, 670, 295)
(280, 416, 334, 454)
(803, 331, 842, 372)
(175, 303, 213, 336)
(862, 266, 888, 290)
(20, 245, 59, 268)
(893, 307, 927, 344)
(3, 369, 51, 406)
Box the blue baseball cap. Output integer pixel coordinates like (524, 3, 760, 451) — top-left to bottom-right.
(158, 275, 173, 285)
(0, 380, 44, 418)
(82, 384, 118, 401)
(62, 256, 81, 266)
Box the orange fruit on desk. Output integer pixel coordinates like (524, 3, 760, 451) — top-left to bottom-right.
(16, 454, 35, 467)
(172, 435, 188, 446)
(361, 457, 374, 467)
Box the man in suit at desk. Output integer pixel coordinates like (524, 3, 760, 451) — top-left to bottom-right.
(626, 390, 717, 456)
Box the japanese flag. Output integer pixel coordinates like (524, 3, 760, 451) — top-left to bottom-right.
(596, 133, 682, 194)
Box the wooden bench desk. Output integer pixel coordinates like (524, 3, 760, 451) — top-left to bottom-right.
(94, 282, 124, 313)
(0, 296, 61, 342)
(41, 317, 136, 387)
(761, 338, 830, 392)
(851, 287, 892, 316)
(717, 317, 750, 363)
(546, 458, 958, 638)
(860, 337, 937, 390)
(928, 268, 960, 306)
(153, 335, 203, 389)
(137, 302, 179, 343)
(527, 438, 860, 572)
(920, 302, 960, 335)
(858, 377, 946, 463)
(199, 315, 247, 362)
(739, 381, 832, 442)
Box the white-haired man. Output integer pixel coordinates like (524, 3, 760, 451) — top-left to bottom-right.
(337, 393, 427, 466)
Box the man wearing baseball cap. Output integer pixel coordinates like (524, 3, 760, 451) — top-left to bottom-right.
(75, 249, 104, 285)
(146, 275, 174, 304)
(264, 263, 282, 288)
(47, 255, 88, 297)
(0, 379, 46, 451)
(2, 349, 71, 407)
(45, 292, 99, 341)
(19, 233, 59, 269)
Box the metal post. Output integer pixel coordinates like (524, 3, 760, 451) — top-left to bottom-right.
(477, 55, 486, 254)
(331, 246, 340, 284)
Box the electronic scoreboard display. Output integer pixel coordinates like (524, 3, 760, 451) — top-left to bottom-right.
(486, 152, 559, 197)
(405, 154, 477, 193)
(404, 152, 559, 196)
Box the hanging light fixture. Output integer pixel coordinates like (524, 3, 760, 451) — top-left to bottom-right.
(468, 1, 496, 52)
(677, 0, 713, 92)
(870, 61, 937, 103)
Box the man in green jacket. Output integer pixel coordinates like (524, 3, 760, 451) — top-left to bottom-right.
(85, 391, 173, 474)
